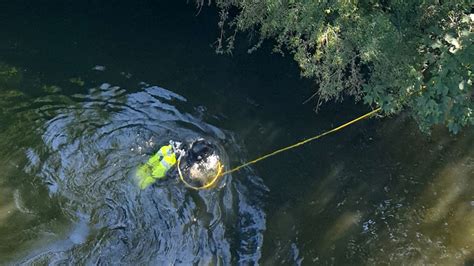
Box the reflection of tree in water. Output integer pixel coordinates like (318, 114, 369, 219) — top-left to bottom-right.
(0, 62, 21, 88)
(262, 114, 474, 265)
(368, 119, 474, 265)
(0, 63, 68, 261)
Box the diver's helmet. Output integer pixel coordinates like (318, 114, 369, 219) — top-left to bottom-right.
(178, 139, 223, 188)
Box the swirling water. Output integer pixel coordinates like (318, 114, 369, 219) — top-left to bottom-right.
(1, 82, 267, 264)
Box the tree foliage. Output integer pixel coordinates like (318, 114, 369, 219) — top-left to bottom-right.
(198, 0, 473, 133)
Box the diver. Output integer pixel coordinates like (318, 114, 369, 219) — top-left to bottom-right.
(135, 139, 222, 190)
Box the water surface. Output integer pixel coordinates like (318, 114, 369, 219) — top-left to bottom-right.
(0, 1, 473, 265)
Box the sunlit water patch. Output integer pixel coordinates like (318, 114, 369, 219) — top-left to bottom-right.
(264, 114, 474, 265)
(0, 83, 267, 264)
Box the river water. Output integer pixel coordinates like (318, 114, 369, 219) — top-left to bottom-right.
(0, 1, 473, 265)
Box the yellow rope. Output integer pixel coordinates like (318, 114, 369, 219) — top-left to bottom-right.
(178, 107, 382, 190)
(177, 158, 224, 190)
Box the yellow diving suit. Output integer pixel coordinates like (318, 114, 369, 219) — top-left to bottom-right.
(135, 144, 177, 189)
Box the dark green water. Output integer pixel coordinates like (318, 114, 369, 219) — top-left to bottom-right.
(0, 1, 473, 265)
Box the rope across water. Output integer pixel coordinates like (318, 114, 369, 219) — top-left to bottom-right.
(178, 107, 382, 190)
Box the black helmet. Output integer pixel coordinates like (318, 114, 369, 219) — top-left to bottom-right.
(188, 139, 214, 162)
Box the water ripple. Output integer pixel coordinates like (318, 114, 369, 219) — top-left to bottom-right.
(11, 84, 267, 264)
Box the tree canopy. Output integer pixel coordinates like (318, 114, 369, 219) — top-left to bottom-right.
(199, 0, 473, 133)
